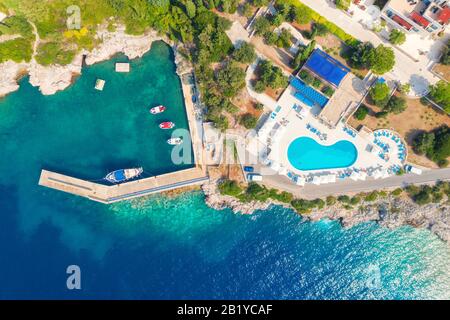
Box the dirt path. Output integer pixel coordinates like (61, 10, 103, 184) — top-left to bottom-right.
(28, 19, 40, 59)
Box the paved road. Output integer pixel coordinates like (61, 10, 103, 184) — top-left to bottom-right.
(261, 168, 450, 199)
(300, 0, 441, 96)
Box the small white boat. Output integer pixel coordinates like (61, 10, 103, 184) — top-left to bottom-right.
(150, 105, 166, 114)
(105, 167, 143, 184)
(167, 138, 183, 145)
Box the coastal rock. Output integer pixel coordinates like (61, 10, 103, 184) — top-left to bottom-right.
(84, 26, 162, 66)
(0, 61, 28, 97)
(28, 54, 84, 95)
(202, 181, 271, 214)
(1, 25, 165, 97)
(204, 184, 450, 244)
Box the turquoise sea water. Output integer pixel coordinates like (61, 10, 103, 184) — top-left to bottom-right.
(287, 136, 357, 171)
(0, 41, 450, 299)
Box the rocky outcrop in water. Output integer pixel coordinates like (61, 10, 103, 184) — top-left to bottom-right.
(203, 181, 450, 243)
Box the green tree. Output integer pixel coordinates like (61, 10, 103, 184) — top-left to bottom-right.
(413, 131, 435, 155)
(254, 16, 271, 36)
(241, 3, 253, 18)
(441, 42, 450, 65)
(233, 42, 256, 64)
(367, 45, 395, 75)
(385, 96, 406, 114)
(185, 0, 196, 18)
(276, 28, 292, 49)
(389, 29, 406, 45)
(291, 40, 316, 69)
(354, 104, 369, 120)
(240, 113, 258, 129)
(336, 0, 351, 10)
(370, 82, 390, 105)
(350, 42, 373, 69)
(429, 81, 450, 112)
(216, 62, 246, 97)
(289, 5, 312, 24)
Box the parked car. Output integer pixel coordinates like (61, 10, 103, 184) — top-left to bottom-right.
(405, 165, 422, 175)
(244, 166, 254, 173)
(247, 173, 262, 181)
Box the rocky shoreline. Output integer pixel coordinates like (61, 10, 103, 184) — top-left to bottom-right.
(0, 25, 167, 97)
(202, 180, 450, 243)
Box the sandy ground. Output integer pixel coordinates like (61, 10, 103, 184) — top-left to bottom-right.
(348, 93, 450, 168)
(433, 63, 450, 82)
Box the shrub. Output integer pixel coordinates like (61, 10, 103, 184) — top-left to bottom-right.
(391, 188, 403, 197)
(240, 113, 258, 129)
(375, 111, 389, 118)
(276, 29, 292, 49)
(312, 78, 322, 88)
(389, 29, 406, 45)
(254, 103, 264, 111)
(336, 0, 351, 10)
(322, 86, 335, 97)
(385, 96, 407, 114)
(364, 191, 378, 202)
(218, 180, 242, 196)
(338, 195, 351, 203)
(291, 199, 315, 214)
(0, 38, 33, 63)
(253, 80, 266, 93)
(326, 196, 337, 206)
(354, 104, 369, 120)
(414, 190, 431, 205)
(350, 196, 361, 205)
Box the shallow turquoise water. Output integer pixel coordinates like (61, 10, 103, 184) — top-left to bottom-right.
(287, 136, 358, 171)
(0, 42, 449, 299)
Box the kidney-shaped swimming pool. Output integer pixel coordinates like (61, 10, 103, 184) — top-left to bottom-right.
(287, 136, 358, 171)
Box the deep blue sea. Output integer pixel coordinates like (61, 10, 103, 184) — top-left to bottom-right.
(0, 42, 449, 299)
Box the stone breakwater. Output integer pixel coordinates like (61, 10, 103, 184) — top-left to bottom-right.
(202, 181, 450, 243)
(0, 25, 172, 97)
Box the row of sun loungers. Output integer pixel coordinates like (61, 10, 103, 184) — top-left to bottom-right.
(306, 123, 327, 140)
(373, 130, 407, 163)
(343, 127, 356, 138)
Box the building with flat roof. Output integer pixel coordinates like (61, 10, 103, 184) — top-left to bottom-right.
(382, 0, 450, 36)
(290, 49, 368, 128)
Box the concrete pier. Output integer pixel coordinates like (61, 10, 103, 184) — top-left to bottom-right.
(39, 167, 208, 204)
(39, 51, 209, 204)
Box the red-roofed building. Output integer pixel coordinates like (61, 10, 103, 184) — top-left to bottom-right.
(437, 7, 450, 24)
(410, 11, 430, 28)
(381, 0, 449, 37)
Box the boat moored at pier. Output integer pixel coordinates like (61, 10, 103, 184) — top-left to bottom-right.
(105, 167, 143, 184)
